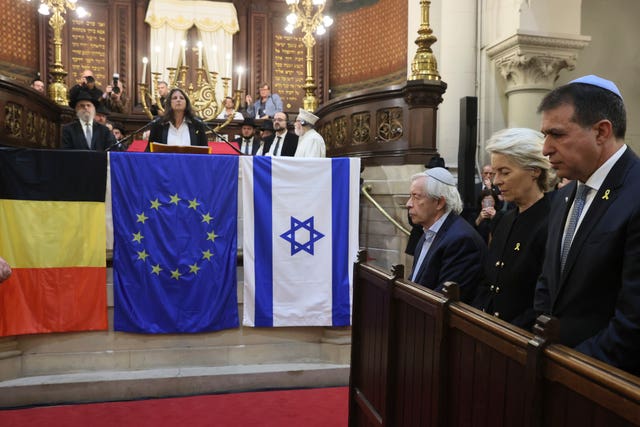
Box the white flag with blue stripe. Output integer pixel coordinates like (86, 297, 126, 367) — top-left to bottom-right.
(241, 156, 360, 327)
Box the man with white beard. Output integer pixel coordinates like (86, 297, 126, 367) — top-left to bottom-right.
(62, 91, 117, 151)
(293, 108, 326, 158)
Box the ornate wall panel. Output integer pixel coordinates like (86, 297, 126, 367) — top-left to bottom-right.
(0, 0, 39, 81)
(329, 0, 407, 97)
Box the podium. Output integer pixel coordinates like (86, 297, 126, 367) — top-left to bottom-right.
(149, 142, 211, 154)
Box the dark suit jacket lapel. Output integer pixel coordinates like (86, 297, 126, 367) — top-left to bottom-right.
(559, 149, 635, 289)
(411, 233, 425, 279)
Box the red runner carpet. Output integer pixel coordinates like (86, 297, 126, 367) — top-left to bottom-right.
(0, 386, 348, 427)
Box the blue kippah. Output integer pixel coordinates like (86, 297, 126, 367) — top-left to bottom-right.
(569, 75, 623, 100)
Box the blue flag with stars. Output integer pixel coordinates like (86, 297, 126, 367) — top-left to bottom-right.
(110, 152, 239, 333)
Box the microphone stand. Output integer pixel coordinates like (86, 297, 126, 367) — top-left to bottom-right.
(200, 119, 244, 155)
(106, 117, 161, 152)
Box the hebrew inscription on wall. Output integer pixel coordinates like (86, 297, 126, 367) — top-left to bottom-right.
(68, 10, 108, 86)
(272, 33, 305, 111)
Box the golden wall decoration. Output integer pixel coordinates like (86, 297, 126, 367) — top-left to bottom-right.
(25, 111, 49, 147)
(376, 108, 403, 143)
(320, 122, 333, 148)
(333, 116, 347, 147)
(351, 112, 371, 145)
(4, 103, 23, 138)
(26, 111, 36, 143)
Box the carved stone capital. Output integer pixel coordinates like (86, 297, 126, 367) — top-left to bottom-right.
(487, 31, 590, 93)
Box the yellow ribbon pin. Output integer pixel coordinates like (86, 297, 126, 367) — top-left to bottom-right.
(602, 189, 610, 200)
(514, 243, 520, 251)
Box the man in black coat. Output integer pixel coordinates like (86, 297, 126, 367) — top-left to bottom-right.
(62, 91, 117, 151)
(261, 112, 298, 156)
(234, 117, 261, 155)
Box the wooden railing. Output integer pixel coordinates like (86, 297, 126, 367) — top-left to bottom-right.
(0, 76, 262, 149)
(349, 251, 640, 426)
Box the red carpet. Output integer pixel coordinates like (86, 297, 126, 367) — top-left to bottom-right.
(0, 386, 348, 427)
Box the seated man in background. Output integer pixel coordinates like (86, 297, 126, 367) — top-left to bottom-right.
(30, 77, 45, 94)
(406, 167, 487, 303)
(216, 96, 244, 120)
(68, 69, 103, 107)
(261, 112, 298, 156)
(101, 75, 127, 113)
(245, 83, 283, 119)
(62, 91, 116, 151)
(150, 80, 169, 116)
(234, 117, 261, 155)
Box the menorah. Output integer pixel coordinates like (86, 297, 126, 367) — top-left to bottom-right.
(138, 49, 244, 121)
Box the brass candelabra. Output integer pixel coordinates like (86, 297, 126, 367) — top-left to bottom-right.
(285, 0, 333, 112)
(34, 0, 90, 105)
(139, 58, 243, 121)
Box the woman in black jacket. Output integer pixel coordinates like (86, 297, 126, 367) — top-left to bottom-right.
(148, 88, 208, 147)
(473, 128, 555, 329)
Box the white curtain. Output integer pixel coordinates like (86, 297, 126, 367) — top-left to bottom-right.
(145, 0, 239, 95)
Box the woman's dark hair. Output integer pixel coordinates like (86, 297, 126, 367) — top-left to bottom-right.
(477, 188, 499, 208)
(162, 88, 197, 125)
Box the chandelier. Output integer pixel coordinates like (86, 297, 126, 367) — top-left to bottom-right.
(138, 42, 243, 122)
(27, 0, 90, 105)
(284, 0, 333, 112)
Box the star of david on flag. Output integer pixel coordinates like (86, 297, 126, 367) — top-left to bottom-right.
(110, 152, 239, 333)
(241, 156, 360, 327)
(280, 216, 325, 256)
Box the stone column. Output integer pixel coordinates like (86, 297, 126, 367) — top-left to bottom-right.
(487, 31, 590, 129)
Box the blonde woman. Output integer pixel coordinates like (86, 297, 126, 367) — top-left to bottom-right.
(473, 128, 554, 328)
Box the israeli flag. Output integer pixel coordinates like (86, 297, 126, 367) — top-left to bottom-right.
(241, 156, 360, 327)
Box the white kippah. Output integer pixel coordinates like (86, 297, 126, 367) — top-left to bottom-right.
(297, 108, 319, 125)
(425, 167, 455, 186)
(569, 75, 623, 100)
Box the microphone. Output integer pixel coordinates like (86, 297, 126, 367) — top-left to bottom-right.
(197, 118, 244, 155)
(106, 116, 162, 152)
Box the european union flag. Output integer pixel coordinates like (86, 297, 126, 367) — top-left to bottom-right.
(111, 152, 239, 333)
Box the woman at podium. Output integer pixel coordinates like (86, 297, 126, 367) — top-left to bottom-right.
(148, 88, 208, 148)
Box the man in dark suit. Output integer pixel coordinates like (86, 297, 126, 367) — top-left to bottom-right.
(261, 111, 298, 156)
(534, 75, 640, 376)
(62, 91, 117, 151)
(234, 117, 261, 155)
(406, 167, 487, 303)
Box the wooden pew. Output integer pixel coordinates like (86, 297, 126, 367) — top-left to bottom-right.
(349, 250, 640, 426)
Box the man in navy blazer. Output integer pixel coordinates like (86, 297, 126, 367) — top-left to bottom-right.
(62, 91, 116, 151)
(534, 75, 640, 376)
(406, 167, 487, 303)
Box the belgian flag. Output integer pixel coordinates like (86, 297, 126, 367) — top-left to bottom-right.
(0, 148, 108, 336)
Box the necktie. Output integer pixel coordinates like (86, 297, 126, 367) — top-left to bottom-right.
(243, 139, 250, 154)
(273, 136, 282, 156)
(560, 184, 590, 271)
(411, 230, 436, 282)
(84, 122, 92, 148)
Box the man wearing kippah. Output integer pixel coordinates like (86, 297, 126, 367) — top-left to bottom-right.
(534, 75, 640, 376)
(406, 167, 487, 303)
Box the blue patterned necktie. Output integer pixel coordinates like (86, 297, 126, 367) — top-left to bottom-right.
(560, 184, 589, 272)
